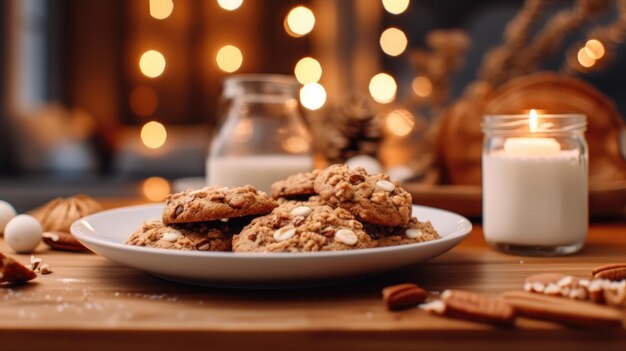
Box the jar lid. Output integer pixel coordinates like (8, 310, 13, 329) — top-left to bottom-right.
(223, 74, 299, 101)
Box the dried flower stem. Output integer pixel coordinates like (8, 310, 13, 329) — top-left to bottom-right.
(478, 0, 547, 87)
(509, 0, 611, 78)
(411, 29, 470, 114)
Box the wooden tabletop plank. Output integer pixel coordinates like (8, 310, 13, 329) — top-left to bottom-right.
(1, 203, 625, 349)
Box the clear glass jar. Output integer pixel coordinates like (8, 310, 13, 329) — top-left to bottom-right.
(206, 74, 313, 193)
(482, 113, 588, 256)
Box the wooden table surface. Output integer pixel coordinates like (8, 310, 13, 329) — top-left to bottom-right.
(1, 199, 626, 351)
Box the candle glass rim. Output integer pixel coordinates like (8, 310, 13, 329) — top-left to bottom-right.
(482, 114, 587, 135)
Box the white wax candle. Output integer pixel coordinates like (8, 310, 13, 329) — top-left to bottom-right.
(503, 138, 561, 156)
(483, 149, 588, 246)
(207, 154, 313, 193)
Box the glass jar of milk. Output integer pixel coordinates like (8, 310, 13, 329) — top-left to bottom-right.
(207, 74, 313, 193)
(482, 112, 588, 256)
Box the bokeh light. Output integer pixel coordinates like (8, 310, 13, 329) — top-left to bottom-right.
(294, 57, 322, 84)
(577, 48, 596, 68)
(216, 45, 243, 73)
(142, 177, 171, 202)
(382, 0, 410, 15)
(129, 86, 158, 117)
(369, 73, 397, 104)
(149, 0, 173, 20)
(285, 6, 315, 37)
(380, 27, 408, 56)
(141, 121, 167, 149)
(385, 109, 415, 137)
(299, 82, 327, 110)
(411, 76, 432, 98)
(139, 50, 166, 78)
(584, 39, 605, 60)
(217, 0, 243, 11)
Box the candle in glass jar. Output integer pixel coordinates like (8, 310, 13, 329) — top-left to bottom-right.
(502, 138, 560, 156)
(482, 111, 588, 255)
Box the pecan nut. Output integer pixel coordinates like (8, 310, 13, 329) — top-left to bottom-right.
(0, 252, 37, 284)
(382, 283, 428, 311)
(42, 231, 89, 252)
(591, 264, 626, 281)
(434, 289, 515, 326)
(501, 291, 623, 328)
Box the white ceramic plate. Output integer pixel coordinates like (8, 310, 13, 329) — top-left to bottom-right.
(71, 204, 472, 288)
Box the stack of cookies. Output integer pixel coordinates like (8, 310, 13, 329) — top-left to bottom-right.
(126, 185, 278, 252)
(126, 164, 440, 253)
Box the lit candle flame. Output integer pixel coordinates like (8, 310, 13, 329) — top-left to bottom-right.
(529, 109, 538, 133)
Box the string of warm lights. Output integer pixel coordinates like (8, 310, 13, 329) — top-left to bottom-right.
(385, 109, 416, 137)
(149, 0, 174, 20)
(576, 39, 606, 69)
(411, 76, 432, 98)
(142, 176, 172, 201)
(373, 0, 419, 138)
(369, 73, 397, 104)
(217, 0, 243, 11)
(283, 5, 327, 111)
(370, 1, 408, 105)
(216, 45, 243, 73)
(382, 0, 410, 15)
(139, 50, 166, 78)
(136, 1, 177, 200)
(137, 0, 249, 157)
(380, 27, 408, 56)
(285, 6, 316, 37)
(136, 1, 416, 198)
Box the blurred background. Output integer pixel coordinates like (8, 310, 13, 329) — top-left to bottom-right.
(1, 0, 625, 211)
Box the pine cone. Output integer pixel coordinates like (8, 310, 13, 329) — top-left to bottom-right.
(321, 95, 383, 164)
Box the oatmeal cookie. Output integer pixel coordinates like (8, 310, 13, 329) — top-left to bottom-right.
(313, 164, 412, 226)
(126, 218, 251, 251)
(232, 203, 376, 253)
(270, 170, 320, 199)
(365, 217, 440, 247)
(162, 185, 277, 224)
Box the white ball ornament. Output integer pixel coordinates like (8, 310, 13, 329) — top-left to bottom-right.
(345, 155, 383, 174)
(0, 200, 17, 234)
(4, 214, 43, 253)
(386, 165, 414, 182)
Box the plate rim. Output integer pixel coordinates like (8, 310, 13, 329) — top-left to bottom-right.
(71, 203, 472, 260)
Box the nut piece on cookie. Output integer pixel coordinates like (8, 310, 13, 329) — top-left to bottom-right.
(232, 204, 376, 253)
(365, 217, 440, 247)
(162, 185, 277, 224)
(126, 218, 250, 252)
(313, 164, 412, 226)
(270, 170, 320, 200)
